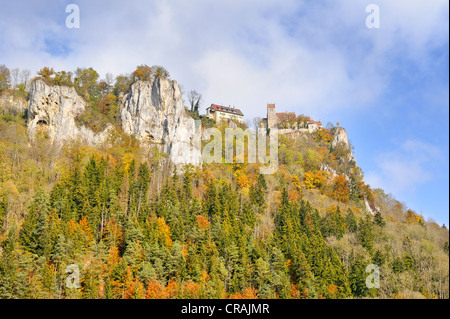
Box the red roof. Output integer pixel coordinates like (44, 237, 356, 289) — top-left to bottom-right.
(276, 112, 296, 121)
(208, 104, 244, 116)
(267, 103, 275, 108)
(276, 112, 295, 117)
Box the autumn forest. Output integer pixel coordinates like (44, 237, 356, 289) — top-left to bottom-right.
(0, 65, 448, 299)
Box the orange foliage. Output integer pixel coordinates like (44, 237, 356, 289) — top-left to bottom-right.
(328, 284, 338, 296)
(228, 287, 259, 299)
(107, 246, 120, 269)
(181, 244, 189, 258)
(79, 216, 93, 240)
(290, 284, 300, 299)
(406, 210, 424, 225)
(303, 170, 330, 190)
(165, 279, 179, 299)
(146, 280, 166, 299)
(124, 277, 145, 299)
(237, 174, 250, 189)
(201, 270, 210, 283)
(182, 281, 201, 299)
(286, 259, 292, 269)
(288, 189, 300, 202)
(146, 280, 202, 299)
(317, 146, 328, 156)
(196, 215, 210, 230)
(330, 175, 350, 203)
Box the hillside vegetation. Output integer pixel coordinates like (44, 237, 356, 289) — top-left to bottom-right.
(0, 65, 448, 299)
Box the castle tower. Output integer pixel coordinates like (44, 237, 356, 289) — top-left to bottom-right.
(267, 103, 277, 129)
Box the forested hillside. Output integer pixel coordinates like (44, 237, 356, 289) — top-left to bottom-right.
(0, 65, 448, 299)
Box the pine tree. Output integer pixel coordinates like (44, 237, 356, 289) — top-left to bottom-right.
(349, 254, 368, 297)
(358, 216, 375, 253)
(374, 211, 385, 227)
(345, 209, 358, 233)
(20, 188, 50, 255)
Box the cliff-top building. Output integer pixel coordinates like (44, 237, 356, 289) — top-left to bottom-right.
(206, 104, 244, 123)
(259, 103, 322, 131)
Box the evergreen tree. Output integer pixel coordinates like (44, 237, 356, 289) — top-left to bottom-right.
(20, 188, 50, 255)
(358, 216, 375, 253)
(374, 211, 385, 227)
(349, 254, 368, 297)
(345, 209, 358, 233)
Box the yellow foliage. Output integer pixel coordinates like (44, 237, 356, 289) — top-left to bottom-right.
(237, 174, 250, 189)
(228, 287, 258, 299)
(122, 152, 134, 172)
(156, 217, 173, 248)
(303, 170, 330, 190)
(291, 175, 301, 191)
(107, 246, 120, 269)
(406, 210, 424, 225)
(196, 215, 210, 230)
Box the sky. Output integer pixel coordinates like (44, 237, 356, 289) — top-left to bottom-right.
(0, 0, 448, 226)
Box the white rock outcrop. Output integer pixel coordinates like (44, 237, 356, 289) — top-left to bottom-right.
(0, 92, 27, 115)
(121, 77, 201, 165)
(27, 80, 109, 145)
(331, 127, 356, 164)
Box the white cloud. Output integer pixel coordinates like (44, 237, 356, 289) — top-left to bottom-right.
(365, 139, 444, 194)
(0, 0, 447, 120)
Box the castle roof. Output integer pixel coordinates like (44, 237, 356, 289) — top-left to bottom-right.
(207, 104, 244, 117)
(308, 119, 322, 125)
(276, 112, 296, 121)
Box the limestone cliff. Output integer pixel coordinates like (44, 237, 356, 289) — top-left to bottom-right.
(27, 80, 109, 144)
(330, 127, 377, 214)
(0, 91, 27, 115)
(120, 77, 201, 165)
(331, 127, 356, 164)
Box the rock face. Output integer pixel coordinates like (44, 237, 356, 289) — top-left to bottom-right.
(26, 78, 201, 166)
(0, 92, 27, 115)
(120, 77, 201, 165)
(331, 127, 355, 164)
(27, 80, 108, 144)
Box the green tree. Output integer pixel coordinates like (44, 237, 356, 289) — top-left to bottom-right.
(74, 67, 100, 102)
(131, 64, 153, 83)
(37, 67, 56, 85)
(321, 205, 346, 239)
(20, 188, 50, 255)
(349, 254, 368, 297)
(345, 209, 358, 233)
(113, 74, 131, 95)
(0, 64, 11, 93)
(53, 70, 73, 86)
(358, 216, 375, 253)
(374, 211, 385, 227)
(151, 65, 170, 79)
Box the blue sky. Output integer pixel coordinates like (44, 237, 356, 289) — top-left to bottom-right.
(0, 0, 448, 226)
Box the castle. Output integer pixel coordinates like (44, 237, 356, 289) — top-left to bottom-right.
(205, 104, 244, 123)
(259, 103, 322, 132)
